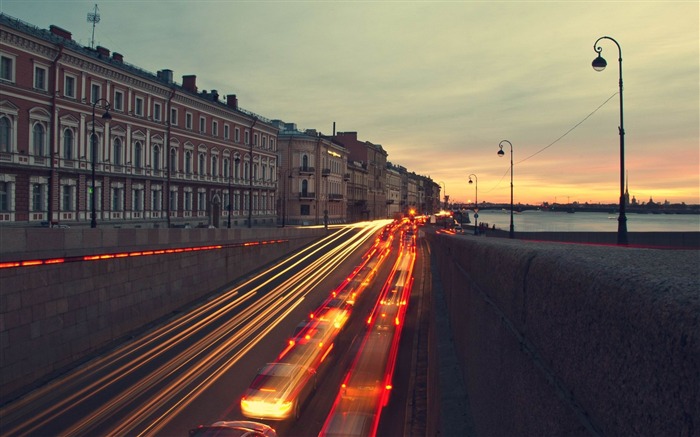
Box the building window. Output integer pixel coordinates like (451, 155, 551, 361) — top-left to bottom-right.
(112, 187, 124, 211)
(135, 96, 144, 116)
(64, 75, 76, 98)
(134, 142, 143, 169)
(223, 158, 230, 178)
(186, 112, 193, 130)
(198, 153, 205, 175)
(197, 191, 206, 211)
(224, 124, 230, 140)
(244, 131, 250, 145)
(31, 183, 44, 212)
(301, 204, 310, 216)
(133, 188, 143, 211)
(170, 107, 178, 126)
(113, 137, 122, 165)
(184, 191, 192, 210)
(262, 136, 267, 149)
(153, 145, 161, 171)
(212, 120, 218, 137)
(34, 65, 48, 91)
(33, 123, 45, 156)
(0, 116, 12, 152)
(62, 185, 73, 211)
(114, 90, 124, 111)
(0, 55, 14, 82)
(253, 133, 258, 146)
(151, 189, 162, 211)
(235, 127, 240, 143)
(91, 83, 101, 104)
(154, 102, 162, 122)
(169, 189, 177, 212)
(212, 156, 218, 177)
(169, 148, 177, 172)
(199, 116, 205, 133)
(185, 151, 192, 174)
(270, 138, 275, 151)
(63, 129, 74, 160)
(0, 181, 9, 211)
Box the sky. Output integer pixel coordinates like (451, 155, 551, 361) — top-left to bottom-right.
(2, 0, 698, 206)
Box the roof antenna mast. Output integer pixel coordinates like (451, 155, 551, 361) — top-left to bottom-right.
(87, 4, 100, 49)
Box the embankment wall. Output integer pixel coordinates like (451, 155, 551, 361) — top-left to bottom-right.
(426, 232, 699, 436)
(0, 227, 324, 403)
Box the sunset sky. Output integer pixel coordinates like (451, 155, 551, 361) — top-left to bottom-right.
(2, 0, 698, 205)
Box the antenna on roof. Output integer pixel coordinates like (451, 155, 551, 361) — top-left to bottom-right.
(86, 4, 100, 49)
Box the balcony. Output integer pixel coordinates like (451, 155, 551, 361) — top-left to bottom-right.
(322, 168, 331, 176)
(299, 192, 316, 200)
(299, 166, 315, 174)
(329, 194, 344, 201)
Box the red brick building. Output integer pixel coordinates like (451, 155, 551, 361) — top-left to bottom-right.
(0, 14, 279, 228)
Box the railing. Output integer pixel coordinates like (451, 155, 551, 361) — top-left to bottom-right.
(299, 166, 315, 174)
(299, 192, 316, 200)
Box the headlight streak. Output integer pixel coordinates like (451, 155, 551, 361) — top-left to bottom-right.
(66, 230, 363, 436)
(2, 225, 386, 437)
(319, 223, 417, 437)
(86, 223, 392, 435)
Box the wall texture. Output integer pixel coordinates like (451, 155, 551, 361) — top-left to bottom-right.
(426, 232, 699, 436)
(0, 227, 324, 403)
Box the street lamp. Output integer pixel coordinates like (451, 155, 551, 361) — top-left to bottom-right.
(90, 98, 111, 228)
(468, 174, 478, 235)
(592, 36, 628, 245)
(497, 140, 514, 238)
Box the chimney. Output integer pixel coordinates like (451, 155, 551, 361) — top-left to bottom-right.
(211, 90, 219, 102)
(182, 75, 197, 93)
(226, 94, 238, 109)
(49, 25, 72, 40)
(157, 69, 173, 84)
(112, 52, 124, 63)
(96, 46, 110, 58)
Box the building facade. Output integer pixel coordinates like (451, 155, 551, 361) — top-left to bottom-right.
(0, 14, 278, 228)
(276, 122, 348, 226)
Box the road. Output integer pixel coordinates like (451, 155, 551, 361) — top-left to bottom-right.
(0, 219, 430, 437)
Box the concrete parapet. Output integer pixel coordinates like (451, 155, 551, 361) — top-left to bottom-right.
(0, 226, 324, 403)
(426, 232, 699, 436)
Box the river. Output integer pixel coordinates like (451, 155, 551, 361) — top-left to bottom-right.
(465, 210, 700, 233)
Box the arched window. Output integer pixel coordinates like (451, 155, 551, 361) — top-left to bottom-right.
(170, 148, 177, 172)
(198, 153, 205, 175)
(33, 123, 45, 156)
(134, 142, 143, 169)
(244, 162, 250, 181)
(301, 179, 309, 196)
(63, 129, 74, 160)
(0, 117, 11, 152)
(113, 137, 122, 165)
(223, 158, 230, 178)
(302, 154, 309, 170)
(153, 145, 161, 171)
(185, 151, 192, 174)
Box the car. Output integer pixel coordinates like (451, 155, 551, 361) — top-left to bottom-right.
(454, 225, 463, 234)
(312, 298, 352, 329)
(240, 363, 316, 420)
(189, 420, 278, 437)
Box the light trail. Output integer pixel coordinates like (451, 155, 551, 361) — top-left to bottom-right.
(1, 222, 391, 437)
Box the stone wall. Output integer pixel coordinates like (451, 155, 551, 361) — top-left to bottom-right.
(0, 227, 324, 403)
(427, 232, 699, 436)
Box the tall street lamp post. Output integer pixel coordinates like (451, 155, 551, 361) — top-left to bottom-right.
(592, 36, 628, 245)
(468, 173, 478, 235)
(497, 140, 514, 239)
(90, 98, 111, 228)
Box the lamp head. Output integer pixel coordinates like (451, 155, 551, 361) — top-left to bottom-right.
(468, 178, 473, 184)
(102, 109, 112, 120)
(592, 54, 607, 72)
(497, 147, 505, 157)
